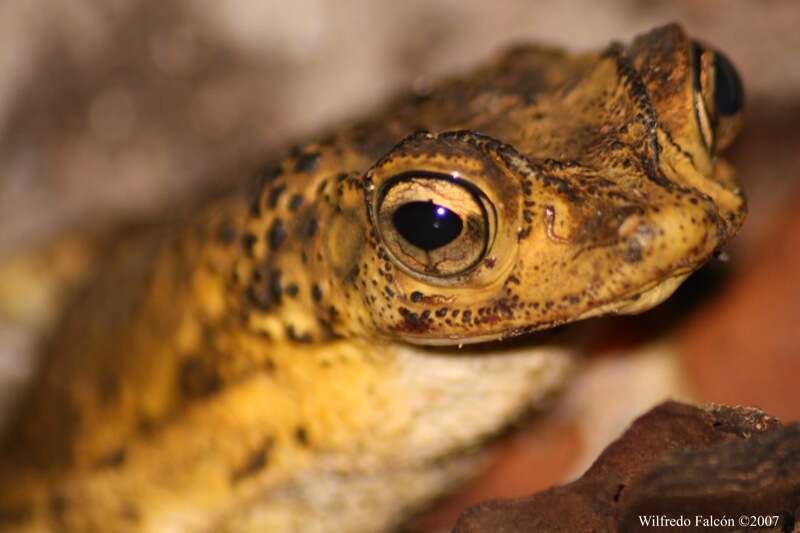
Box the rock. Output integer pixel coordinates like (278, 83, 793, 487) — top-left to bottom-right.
(453, 401, 798, 532)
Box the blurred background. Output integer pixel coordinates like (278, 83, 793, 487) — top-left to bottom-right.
(0, 1, 798, 530)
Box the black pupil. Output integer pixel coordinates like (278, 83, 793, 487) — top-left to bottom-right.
(713, 50, 744, 116)
(392, 201, 463, 251)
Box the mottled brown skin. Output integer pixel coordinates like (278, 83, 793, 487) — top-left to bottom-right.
(0, 24, 745, 532)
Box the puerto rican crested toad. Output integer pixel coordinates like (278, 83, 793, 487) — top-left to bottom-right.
(0, 23, 745, 532)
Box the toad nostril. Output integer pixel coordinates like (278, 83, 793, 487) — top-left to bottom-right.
(619, 217, 656, 264)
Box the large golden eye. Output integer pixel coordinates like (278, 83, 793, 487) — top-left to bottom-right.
(692, 41, 744, 152)
(374, 171, 496, 278)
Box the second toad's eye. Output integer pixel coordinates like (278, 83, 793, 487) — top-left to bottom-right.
(712, 51, 743, 116)
(375, 171, 496, 279)
(692, 41, 744, 151)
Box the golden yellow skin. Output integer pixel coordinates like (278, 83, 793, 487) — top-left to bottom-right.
(0, 24, 745, 532)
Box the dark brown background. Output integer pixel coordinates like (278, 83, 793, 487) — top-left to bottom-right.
(0, 1, 798, 531)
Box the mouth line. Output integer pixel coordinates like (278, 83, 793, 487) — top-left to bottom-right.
(397, 267, 695, 347)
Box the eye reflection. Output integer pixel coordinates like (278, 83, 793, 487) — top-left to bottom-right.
(392, 200, 463, 251)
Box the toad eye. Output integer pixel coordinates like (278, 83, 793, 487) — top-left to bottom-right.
(712, 51, 743, 117)
(374, 171, 496, 278)
(692, 41, 744, 151)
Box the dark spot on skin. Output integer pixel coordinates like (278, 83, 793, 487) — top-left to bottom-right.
(179, 356, 222, 398)
(410, 291, 423, 303)
(242, 233, 257, 257)
(462, 310, 473, 324)
(94, 447, 127, 469)
(231, 437, 274, 484)
(268, 219, 287, 251)
(286, 283, 299, 297)
(304, 216, 318, 239)
(269, 269, 283, 302)
(250, 166, 282, 216)
(346, 265, 359, 283)
(496, 299, 514, 317)
(316, 179, 329, 197)
(295, 426, 310, 446)
(216, 218, 238, 245)
(268, 183, 287, 209)
(435, 307, 448, 317)
(137, 416, 159, 436)
(398, 307, 429, 333)
(294, 205, 317, 241)
(288, 194, 304, 211)
(247, 282, 273, 311)
(312, 284, 323, 302)
(295, 152, 320, 173)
